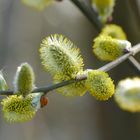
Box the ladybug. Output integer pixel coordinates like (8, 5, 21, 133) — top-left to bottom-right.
(40, 96, 49, 108)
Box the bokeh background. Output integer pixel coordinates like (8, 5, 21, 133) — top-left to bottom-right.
(0, 0, 139, 140)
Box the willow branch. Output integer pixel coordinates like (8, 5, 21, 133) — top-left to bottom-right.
(70, 0, 102, 31)
(0, 43, 140, 96)
(70, 0, 140, 72)
(128, 56, 140, 73)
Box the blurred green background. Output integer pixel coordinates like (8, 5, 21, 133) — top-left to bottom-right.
(0, 0, 139, 140)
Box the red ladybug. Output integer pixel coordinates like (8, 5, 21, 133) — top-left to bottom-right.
(40, 96, 49, 108)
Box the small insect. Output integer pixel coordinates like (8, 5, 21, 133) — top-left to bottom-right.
(40, 96, 49, 108)
(31, 93, 49, 110)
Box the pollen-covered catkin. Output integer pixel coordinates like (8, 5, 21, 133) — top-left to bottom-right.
(40, 34, 84, 76)
(86, 70, 115, 100)
(1, 95, 36, 123)
(101, 24, 127, 40)
(93, 35, 131, 61)
(114, 78, 140, 112)
(92, 0, 116, 23)
(40, 34, 87, 96)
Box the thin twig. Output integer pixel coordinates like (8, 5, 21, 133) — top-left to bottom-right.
(70, 0, 102, 31)
(128, 56, 140, 73)
(0, 43, 140, 96)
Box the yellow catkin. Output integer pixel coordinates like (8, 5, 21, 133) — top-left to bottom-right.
(93, 35, 131, 61)
(86, 70, 115, 100)
(114, 77, 140, 112)
(40, 34, 87, 96)
(101, 24, 127, 40)
(92, 0, 116, 23)
(1, 95, 36, 123)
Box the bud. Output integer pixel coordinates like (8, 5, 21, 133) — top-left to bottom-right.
(101, 24, 127, 40)
(92, 0, 116, 23)
(93, 35, 131, 61)
(114, 78, 140, 112)
(14, 63, 35, 96)
(86, 70, 115, 100)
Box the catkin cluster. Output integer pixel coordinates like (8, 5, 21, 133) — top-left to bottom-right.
(40, 34, 115, 100)
(93, 24, 131, 61)
(1, 63, 47, 123)
(40, 34, 87, 96)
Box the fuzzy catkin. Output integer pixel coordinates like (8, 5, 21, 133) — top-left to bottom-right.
(40, 34, 87, 96)
(93, 35, 131, 61)
(101, 24, 127, 40)
(40, 34, 84, 76)
(92, 0, 116, 23)
(1, 95, 36, 123)
(86, 70, 115, 100)
(14, 63, 35, 96)
(114, 78, 140, 112)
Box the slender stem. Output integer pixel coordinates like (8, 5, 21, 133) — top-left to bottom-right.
(128, 56, 140, 73)
(99, 44, 140, 72)
(0, 43, 140, 96)
(32, 79, 84, 93)
(70, 0, 102, 31)
(99, 53, 131, 72)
